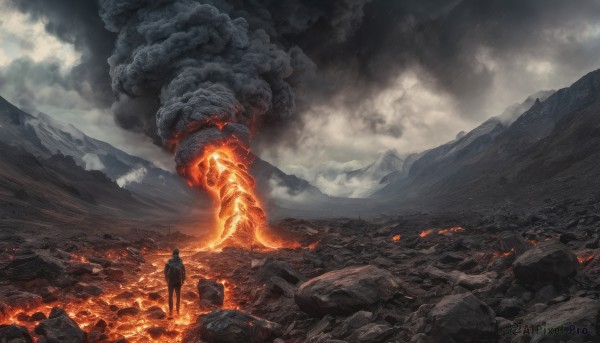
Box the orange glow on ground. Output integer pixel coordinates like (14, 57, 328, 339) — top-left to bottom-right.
(180, 143, 299, 251)
(437, 226, 465, 235)
(2, 249, 238, 342)
(419, 229, 433, 238)
(392, 234, 401, 241)
(578, 255, 594, 264)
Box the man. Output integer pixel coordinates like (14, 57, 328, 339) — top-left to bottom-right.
(164, 248, 186, 318)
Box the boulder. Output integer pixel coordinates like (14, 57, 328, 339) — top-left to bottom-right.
(430, 292, 497, 343)
(189, 310, 281, 343)
(330, 311, 373, 338)
(259, 261, 305, 285)
(0, 324, 33, 343)
(523, 296, 600, 343)
(497, 231, 531, 256)
(1, 251, 65, 281)
(34, 307, 87, 343)
(0, 290, 42, 311)
(295, 265, 400, 317)
(197, 279, 225, 306)
(513, 241, 578, 285)
(346, 323, 394, 343)
(73, 283, 104, 299)
(145, 306, 166, 320)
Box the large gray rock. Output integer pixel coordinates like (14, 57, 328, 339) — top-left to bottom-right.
(523, 297, 600, 343)
(190, 310, 281, 343)
(1, 251, 65, 281)
(295, 265, 400, 317)
(34, 307, 87, 343)
(430, 292, 497, 343)
(513, 241, 578, 285)
(198, 279, 225, 306)
(346, 323, 394, 342)
(258, 261, 305, 285)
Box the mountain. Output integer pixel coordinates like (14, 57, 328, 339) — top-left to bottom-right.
(0, 95, 330, 219)
(0, 139, 158, 229)
(375, 69, 600, 212)
(0, 96, 205, 214)
(307, 149, 405, 198)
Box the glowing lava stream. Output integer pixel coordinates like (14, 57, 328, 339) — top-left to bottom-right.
(3, 249, 238, 343)
(182, 144, 297, 251)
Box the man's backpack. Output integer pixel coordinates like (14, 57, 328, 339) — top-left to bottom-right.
(167, 259, 184, 284)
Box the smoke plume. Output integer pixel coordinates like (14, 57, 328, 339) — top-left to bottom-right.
(98, 0, 365, 171)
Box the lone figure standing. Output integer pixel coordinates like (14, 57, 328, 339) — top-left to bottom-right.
(164, 248, 186, 318)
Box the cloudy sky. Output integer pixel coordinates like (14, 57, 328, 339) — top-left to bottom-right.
(1, 0, 599, 182)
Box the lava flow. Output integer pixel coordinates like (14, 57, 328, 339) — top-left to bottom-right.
(3, 249, 238, 343)
(181, 143, 298, 251)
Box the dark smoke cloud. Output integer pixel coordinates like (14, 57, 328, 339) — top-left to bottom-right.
(6, 0, 600, 168)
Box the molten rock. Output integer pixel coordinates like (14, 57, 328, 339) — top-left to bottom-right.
(513, 241, 578, 285)
(197, 279, 224, 306)
(430, 293, 497, 343)
(188, 309, 281, 343)
(295, 265, 400, 317)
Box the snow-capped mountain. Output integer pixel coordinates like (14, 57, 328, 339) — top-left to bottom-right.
(310, 149, 405, 198)
(0, 96, 203, 213)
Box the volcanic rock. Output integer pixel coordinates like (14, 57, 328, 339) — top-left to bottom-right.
(66, 262, 103, 275)
(497, 231, 531, 255)
(73, 282, 104, 299)
(496, 298, 522, 318)
(429, 292, 497, 343)
(522, 296, 600, 342)
(1, 251, 65, 281)
(0, 324, 33, 343)
(35, 307, 87, 343)
(295, 265, 400, 317)
(197, 279, 225, 306)
(513, 241, 578, 285)
(30, 311, 47, 321)
(0, 290, 42, 311)
(117, 307, 140, 317)
(346, 323, 394, 343)
(145, 306, 166, 320)
(188, 309, 281, 343)
(259, 260, 305, 285)
(330, 311, 373, 338)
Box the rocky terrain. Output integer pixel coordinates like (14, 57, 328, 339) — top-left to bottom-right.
(2, 202, 600, 343)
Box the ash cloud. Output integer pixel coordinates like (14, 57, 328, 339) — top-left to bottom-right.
(5, 0, 600, 172)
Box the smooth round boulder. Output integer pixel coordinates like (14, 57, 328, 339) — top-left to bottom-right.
(430, 292, 497, 343)
(513, 241, 578, 285)
(295, 265, 400, 317)
(189, 309, 281, 343)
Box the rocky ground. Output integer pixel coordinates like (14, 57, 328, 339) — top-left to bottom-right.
(1, 200, 600, 343)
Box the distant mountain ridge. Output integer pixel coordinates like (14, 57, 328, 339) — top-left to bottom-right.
(374, 69, 600, 212)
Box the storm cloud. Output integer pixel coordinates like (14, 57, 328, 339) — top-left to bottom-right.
(3, 0, 600, 174)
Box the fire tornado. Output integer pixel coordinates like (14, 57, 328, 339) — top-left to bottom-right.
(99, 1, 311, 250)
(180, 140, 288, 250)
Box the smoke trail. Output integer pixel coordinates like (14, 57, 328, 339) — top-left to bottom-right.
(99, 0, 312, 171)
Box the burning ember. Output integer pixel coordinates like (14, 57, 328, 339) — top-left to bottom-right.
(392, 234, 401, 241)
(181, 143, 297, 251)
(419, 227, 465, 238)
(419, 229, 433, 238)
(578, 255, 594, 265)
(437, 226, 465, 235)
(492, 248, 515, 258)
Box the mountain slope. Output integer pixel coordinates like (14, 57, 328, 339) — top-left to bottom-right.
(375, 69, 600, 212)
